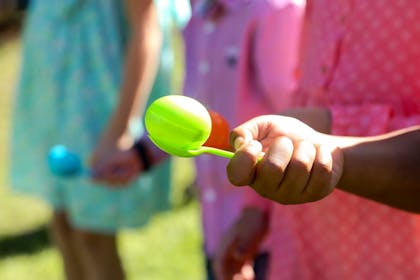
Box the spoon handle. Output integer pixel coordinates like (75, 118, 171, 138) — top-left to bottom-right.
(201, 146, 234, 159)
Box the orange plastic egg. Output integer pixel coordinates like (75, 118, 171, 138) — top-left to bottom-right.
(203, 110, 231, 150)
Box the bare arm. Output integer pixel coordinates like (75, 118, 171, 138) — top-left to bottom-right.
(333, 126, 420, 212)
(277, 107, 420, 211)
(92, 0, 162, 162)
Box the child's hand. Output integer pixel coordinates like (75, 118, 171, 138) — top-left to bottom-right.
(213, 208, 269, 280)
(91, 149, 142, 186)
(227, 115, 344, 204)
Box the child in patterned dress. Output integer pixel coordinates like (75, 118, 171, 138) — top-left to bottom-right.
(10, 0, 187, 279)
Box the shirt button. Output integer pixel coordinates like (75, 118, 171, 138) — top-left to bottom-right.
(204, 188, 217, 203)
(203, 21, 215, 34)
(199, 61, 210, 74)
(225, 46, 239, 67)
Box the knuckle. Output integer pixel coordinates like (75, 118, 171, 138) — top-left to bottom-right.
(260, 157, 287, 174)
(316, 160, 332, 174)
(292, 159, 311, 172)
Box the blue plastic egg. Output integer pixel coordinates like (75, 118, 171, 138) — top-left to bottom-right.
(47, 145, 82, 177)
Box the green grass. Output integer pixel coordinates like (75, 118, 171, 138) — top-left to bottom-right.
(0, 248, 62, 279)
(0, 28, 204, 279)
(121, 203, 204, 280)
(0, 203, 204, 280)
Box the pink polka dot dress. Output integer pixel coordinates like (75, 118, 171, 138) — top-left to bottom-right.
(269, 0, 420, 279)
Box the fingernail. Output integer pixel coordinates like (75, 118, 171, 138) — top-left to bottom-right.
(233, 137, 247, 150)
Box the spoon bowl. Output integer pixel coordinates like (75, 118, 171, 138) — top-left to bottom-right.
(145, 95, 234, 158)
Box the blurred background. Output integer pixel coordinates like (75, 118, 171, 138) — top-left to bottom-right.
(0, 4, 204, 280)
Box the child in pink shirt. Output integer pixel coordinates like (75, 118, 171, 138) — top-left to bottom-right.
(183, 0, 304, 278)
(93, 0, 305, 278)
(216, 0, 420, 279)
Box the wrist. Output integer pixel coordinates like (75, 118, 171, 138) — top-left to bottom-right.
(132, 140, 152, 171)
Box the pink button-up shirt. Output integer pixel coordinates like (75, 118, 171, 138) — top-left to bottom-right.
(183, 0, 304, 256)
(268, 1, 420, 279)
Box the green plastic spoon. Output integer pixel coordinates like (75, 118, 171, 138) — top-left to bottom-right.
(145, 95, 234, 159)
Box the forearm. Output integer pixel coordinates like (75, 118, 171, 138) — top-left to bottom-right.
(107, 0, 162, 142)
(331, 126, 420, 212)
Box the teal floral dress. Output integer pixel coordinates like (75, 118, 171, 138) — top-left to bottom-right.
(10, 0, 190, 232)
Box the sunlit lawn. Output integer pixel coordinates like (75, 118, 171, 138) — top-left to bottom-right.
(0, 28, 205, 279)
